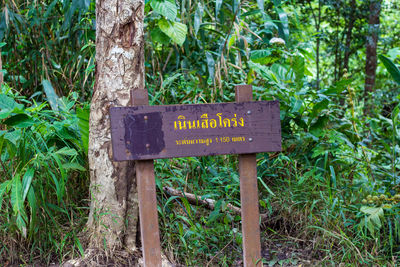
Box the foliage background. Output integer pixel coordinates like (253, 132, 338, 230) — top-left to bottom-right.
(0, 0, 399, 265)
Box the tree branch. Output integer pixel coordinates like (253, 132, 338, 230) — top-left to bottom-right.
(163, 186, 268, 221)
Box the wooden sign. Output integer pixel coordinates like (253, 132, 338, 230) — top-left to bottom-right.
(110, 101, 281, 161)
(111, 85, 281, 267)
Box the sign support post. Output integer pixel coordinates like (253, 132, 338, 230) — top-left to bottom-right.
(131, 90, 162, 267)
(236, 85, 263, 267)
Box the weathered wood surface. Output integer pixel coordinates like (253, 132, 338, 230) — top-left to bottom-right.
(236, 84, 263, 267)
(110, 100, 281, 160)
(136, 160, 162, 266)
(131, 89, 162, 267)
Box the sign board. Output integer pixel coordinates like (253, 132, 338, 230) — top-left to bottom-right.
(110, 101, 281, 161)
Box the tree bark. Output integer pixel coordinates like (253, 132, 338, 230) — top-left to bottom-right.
(342, 0, 356, 75)
(364, 0, 381, 101)
(87, 0, 144, 254)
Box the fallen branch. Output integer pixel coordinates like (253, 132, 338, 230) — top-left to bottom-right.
(163, 186, 268, 221)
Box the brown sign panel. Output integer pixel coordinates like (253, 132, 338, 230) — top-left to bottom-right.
(110, 101, 281, 161)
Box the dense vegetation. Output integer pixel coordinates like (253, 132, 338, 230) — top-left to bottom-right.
(0, 0, 399, 265)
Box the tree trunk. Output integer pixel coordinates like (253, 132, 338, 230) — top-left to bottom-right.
(342, 0, 356, 75)
(364, 0, 381, 102)
(87, 0, 144, 254)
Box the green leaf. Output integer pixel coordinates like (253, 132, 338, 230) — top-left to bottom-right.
(62, 162, 86, 171)
(379, 55, 400, 85)
(151, 27, 171, 45)
(310, 115, 329, 137)
(248, 61, 280, 85)
(42, 79, 59, 111)
(44, 0, 58, 19)
(0, 180, 11, 209)
(360, 206, 384, 236)
(55, 147, 78, 157)
(158, 19, 187, 46)
(16, 213, 27, 238)
(180, 197, 192, 218)
(275, 6, 289, 41)
(151, 0, 177, 20)
(4, 130, 21, 145)
(76, 106, 90, 155)
(22, 168, 34, 202)
(194, 3, 204, 35)
(324, 79, 352, 96)
(293, 55, 305, 89)
(258, 177, 275, 196)
(241, 10, 262, 18)
(250, 50, 272, 64)
(0, 94, 24, 119)
(311, 99, 329, 118)
(393, 104, 399, 136)
(3, 114, 35, 128)
(329, 166, 336, 188)
(215, 0, 223, 18)
(75, 237, 85, 257)
(11, 174, 24, 215)
(27, 186, 37, 236)
(290, 98, 303, 113)
(206, 51, 215, 82)
(208, 209, 220, 223)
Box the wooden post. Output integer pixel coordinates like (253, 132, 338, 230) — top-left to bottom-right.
(235, 85, 263, 267)
(131, 90, 162, 267)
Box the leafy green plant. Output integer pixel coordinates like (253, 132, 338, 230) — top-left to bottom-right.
(379, 54, 400, 85)
(0, 84, 88, 263)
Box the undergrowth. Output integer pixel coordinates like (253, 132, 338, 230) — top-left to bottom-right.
(0, 84, 89, 265)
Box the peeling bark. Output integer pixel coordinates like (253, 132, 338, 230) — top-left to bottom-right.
(88, 0, 144, 254)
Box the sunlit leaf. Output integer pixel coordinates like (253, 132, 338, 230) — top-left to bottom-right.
(16, 213, 27, 238)
(22, 168, 34, 202)
(62, 162, 86, 171)
(194, 3, 204, 35)
(151, 0, 177, 20)
(11, 174, 23, 215)
(76, 106, 90, 155)
(206, 51, 215, 82)
(42, 80, 59, 111)
(158, 19, 187, 46)
(55, 147, 78, 157)
(379, 55, 400, 85)
(360, 206, 384, 236)
(4, 130, 21, 145)
(250, 49, 272, 64)
(0, 94, 24, 119)
(273, 0, 289, 41)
